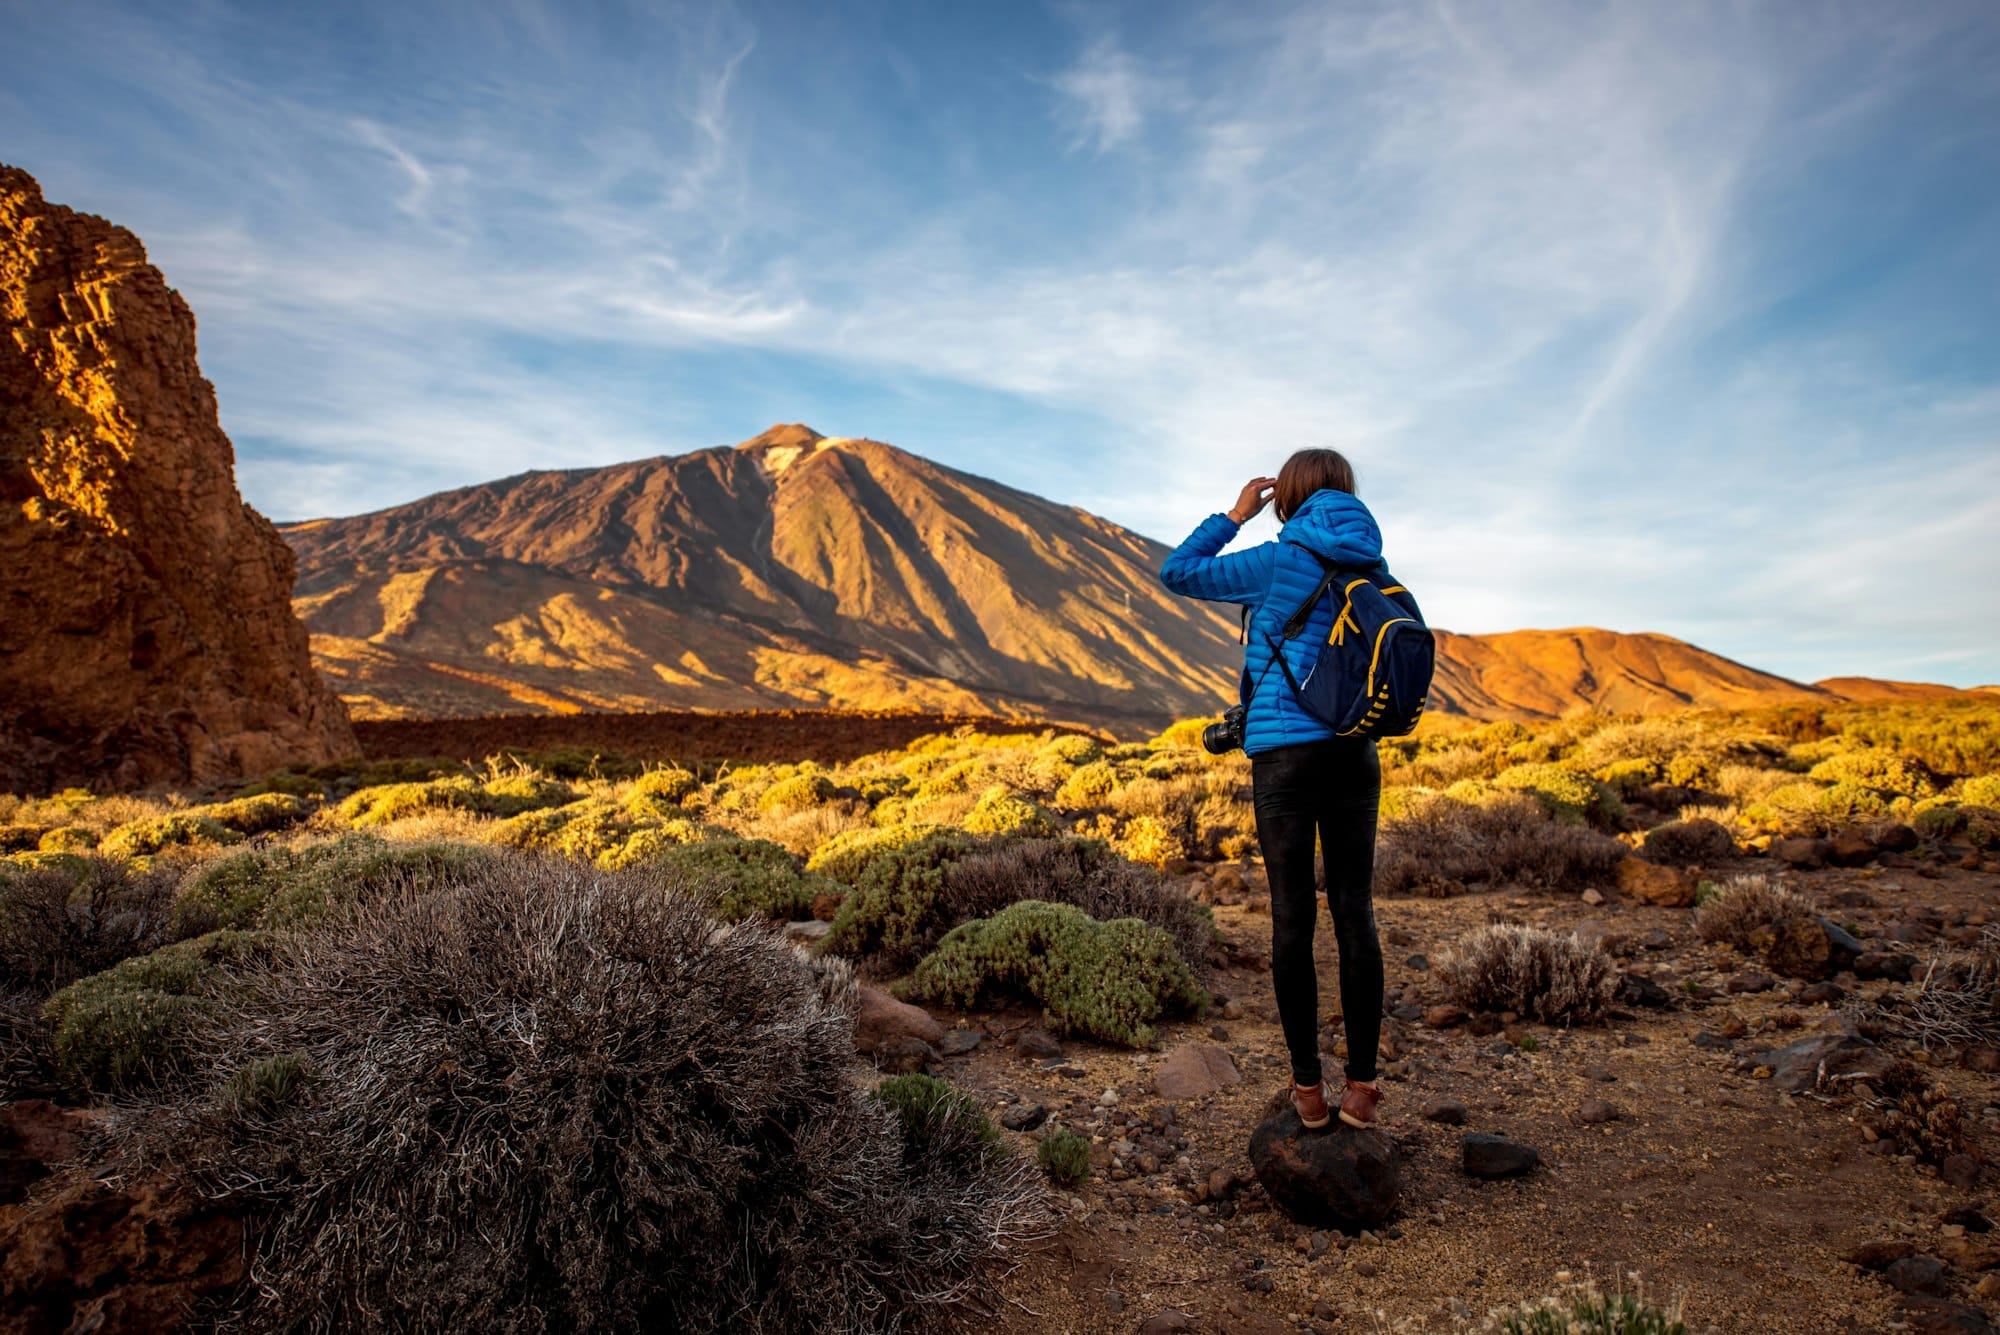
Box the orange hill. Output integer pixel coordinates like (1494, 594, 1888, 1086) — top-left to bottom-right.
(280, 426, 1957, 728)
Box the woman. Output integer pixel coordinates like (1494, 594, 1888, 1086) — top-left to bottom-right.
(1157, 448, 1395, 1131)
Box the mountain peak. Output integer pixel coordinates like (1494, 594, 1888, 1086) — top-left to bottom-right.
(735, 423, 845, 476)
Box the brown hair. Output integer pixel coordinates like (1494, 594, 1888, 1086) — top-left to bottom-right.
(1273, 448, 1356, 522)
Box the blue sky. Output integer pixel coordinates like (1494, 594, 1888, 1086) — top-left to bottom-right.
(6, 0, 1998, 686)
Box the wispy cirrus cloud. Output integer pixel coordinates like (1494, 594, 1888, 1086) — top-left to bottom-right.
(5, 0, 1997, 683)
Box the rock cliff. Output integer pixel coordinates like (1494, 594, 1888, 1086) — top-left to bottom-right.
(0, 165, 354, 791)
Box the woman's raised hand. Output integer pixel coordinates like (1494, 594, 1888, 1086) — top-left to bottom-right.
(1228, 476, 1277, 524)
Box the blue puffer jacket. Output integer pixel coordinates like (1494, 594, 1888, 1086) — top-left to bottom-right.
(1159, 488, 1395, 756)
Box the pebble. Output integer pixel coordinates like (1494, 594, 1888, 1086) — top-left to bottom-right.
(1422, 1098, 1470, 1125)
(1579, 1099, 1620, 1124)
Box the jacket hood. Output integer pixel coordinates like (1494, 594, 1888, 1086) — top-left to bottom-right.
(1278, 488, 1384, 568)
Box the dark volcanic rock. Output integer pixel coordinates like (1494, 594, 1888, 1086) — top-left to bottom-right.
(1899, 1297, 1997, 1335)
(1856, 951, 1919, 982)
(1249, 1107, 1400, 1231)
(1884, 1255, 1949, 1296)
(1771, 836, 1835, 870)
(1015, 1029, 1063, 1058)
(1615, 972, 1671, 1008)
(1462, 1132, 1540, 1179)
(999, 1102, 1047, 1132)
(1762, 1031, 1895, 1093)
(1422, 1098, 1470, 1126)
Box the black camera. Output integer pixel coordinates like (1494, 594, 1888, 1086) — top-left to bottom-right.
(1202, 704, 1247, 755)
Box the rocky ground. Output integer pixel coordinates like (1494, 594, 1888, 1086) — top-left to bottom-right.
(909, 848, 2000, 1333)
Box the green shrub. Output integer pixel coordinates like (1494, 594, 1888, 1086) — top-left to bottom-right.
(44, 928, 268, 1092)
(1037, 1127, 1092, 1187)
(1053, 761, 1121, 809)
(173, 835, 499, 934)
(1500, 1283, 1686, 1335)
(806, 823, 951, 883)
(489, 800, 634, 862)
(824, 830, 977, 969)
(1663, 754, 1715, 790)
(99, 813, 243, 860)
(1149, 719, 1212, 751)
(871, 1073, 1002, 1176)
(1493, 764, 1623, 828)
(1037, 735, 1103, 767)
(625, 765, 699, 810)
(901, 900, 1207, 1047)
(961, 786, 1055, 838)
(223, 1050, 311, 1118)
(595, 819, 714, 870)
(760, 772, 838, 812)
(641, 837, 835, 922)
(198, 792, 309, 835)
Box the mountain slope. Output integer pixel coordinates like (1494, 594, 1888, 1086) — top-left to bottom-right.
(284, 426, 1243, 724)
(282, 425, 1899, 728)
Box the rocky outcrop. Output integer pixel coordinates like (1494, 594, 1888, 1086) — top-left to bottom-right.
(1248, 1106, 1400, 1230)
(0, 165, 354, 791)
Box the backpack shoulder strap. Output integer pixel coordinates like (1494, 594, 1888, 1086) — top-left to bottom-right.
(1279, 552, 1342, 640)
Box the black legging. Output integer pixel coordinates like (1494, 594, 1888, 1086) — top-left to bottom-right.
(1251, 736, 1384, 1086)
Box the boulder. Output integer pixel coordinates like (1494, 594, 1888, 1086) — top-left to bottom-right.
(1015, 1028, 1063, 1058)
(1462, 1132, 1540, 1179)
(1771, 837, 1836, 870)
(1615, 856, 1698, 907)
(1873, 822, 1922, 853)
(936, 1028, 983, 1057)
(0, 166, 355, 791)
(854, 986, 944, 1054)
(1752, 915, 1863, 981)
(1153, 1045, 1242, 1100)
(1248, 1107, 1400, 1230)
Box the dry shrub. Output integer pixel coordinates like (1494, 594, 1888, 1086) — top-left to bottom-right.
(1433, 924, 1616, 1022)
(1372, 794, 1626, 897)
(0, 857, 177, 993)
(1, 987, 55, 1098)
(1868, 1061, 1967, 1164)
(1692, 874, 1813, 949)
(1848, 926, 2000, 1053)
(122, 856, 1044, 1332)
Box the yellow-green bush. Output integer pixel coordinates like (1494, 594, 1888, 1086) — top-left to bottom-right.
(1662, 754, 1715, 790)
(173, 834, 501, 934)
(900, 900, 1207, 1047)
(1037, 734, 1103, 767)
(1053, 761, 1121, 809)
(961, 787, 1055, 838)
(36, 826, 96, 853)
(759, 772, 838, 812)
(44, 928, 269, 1092)
(1149, 719, 1212, 751)
(0, 824, 44, 853)
(197, 792, 310, 835)
(489, 800, 633, 862)
(1108, 814, 1187, 869)
(823, 830, 978, 968)
(100, 813, 244, 860)
(337, 777, 484, 828)
(595, 820, 715, 870)
(639, 837, 837, 922)
(627, 765, 699, 806)
(1595, 758, 1659, 795)
(807, 823, 951, 883)
(1958, 775, 2000, 808)
(1492, 764, 1623, 828)
(479, 773, 578, 817)
(1807, 751, 1936, 800)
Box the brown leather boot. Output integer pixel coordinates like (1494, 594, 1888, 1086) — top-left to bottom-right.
(1290, 1078, 1333, 1129)
(1338, 1078, 1381, 1129)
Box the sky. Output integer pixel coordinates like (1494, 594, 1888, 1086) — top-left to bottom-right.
(6, 0, 1999, 686)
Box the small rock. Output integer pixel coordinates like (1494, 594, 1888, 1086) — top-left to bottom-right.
(1884, 1254, 1948, 1296)
(1461, 1132, 1540, 1179)
(999, 1102, 1047, 1132)
(1830, 832, 1879, 867)
(1856, 952, 1919, 982)
(1389, 1003, 1423, 1022)
(1726, 971, 1776, 994)
(1771, 836, 1835, 870)
(1583, 1065, 1615, 1082)
(937, 1028, 983, 1056)
(1207, 1167, 1238, 1201)
(854, 986, 945, 1054)
(1847, 1238, 1919, 1270)
(1761, 1032, 1896, 1093)
(1424, 1004, 1467, 1029)
(1899, 1296, 1999, 1334)
(1752, 916, 1863, 981)
(1154, 1045, 1243, 1100)
(1422, 1098, 1469, 1126)
(1581, 887, 1605, 906)
(1352, 1259, 1379, 1277)
(1139, 1311, 1194, 1334)
(1963, 1047, 2000, 1075)
(1799, 981, 1847, 1006)
(1616, 856, 1698, 907)
(1578, 1099, 1620, 1124)
(1639, 929, 1673, 951)
(1873, 822, 1921, 853)
(1615, 973, 1670, 1008)
(1015, 1029, 1063, 1058)
(1944, 1207, 1993, 1233)
(784, 918, 832, 944)
(1943, 1154, 1983, 1190)
(871, 1035, 938, 1074)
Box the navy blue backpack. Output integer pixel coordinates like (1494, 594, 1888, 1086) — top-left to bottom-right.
(1256, 555, 1436, 738)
